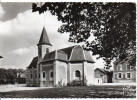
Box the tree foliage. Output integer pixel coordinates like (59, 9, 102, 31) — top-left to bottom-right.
(32, 2, 136, 68)
(0, 68, 26, 84)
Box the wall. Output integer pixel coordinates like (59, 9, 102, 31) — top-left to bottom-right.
(113, 62, 136, 83)
(40, 63, 54, 87)
(26, 68, 37, 86)
(113, 71, 136, 83)
(94, 78, 102, 84)
(94, 69, 107, 83)
(69, 62, 83, 82)
(54, 60, 67, 86)
(84, 62, 94, 85)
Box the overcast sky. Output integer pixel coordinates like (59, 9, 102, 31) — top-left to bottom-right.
(0, 2, 106, 69)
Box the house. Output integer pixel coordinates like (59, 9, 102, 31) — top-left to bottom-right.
(113, 55, 136, 83)
(26, 27, 95, 87)
(15, 71, 26, 84)
(94, 68, 113, 84)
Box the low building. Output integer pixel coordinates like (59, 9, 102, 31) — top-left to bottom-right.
(113, 56, 136, 83)
(94, 68, 113, 84)
(15, 71, 26, 84)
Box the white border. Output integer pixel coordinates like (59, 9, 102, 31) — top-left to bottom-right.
(1, 0, 137, 2)
(0, 1, 136, 100)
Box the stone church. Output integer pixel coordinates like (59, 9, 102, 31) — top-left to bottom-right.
(26, 27, 95, 87)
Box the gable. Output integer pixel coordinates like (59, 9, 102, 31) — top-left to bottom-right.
(94, 69, 105, 78)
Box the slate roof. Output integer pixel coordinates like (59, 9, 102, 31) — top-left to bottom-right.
(95, 68, 112, 74)
(42, 50, 67, 62)
(42, 51, 56, 62)
(69, 45, 85, 62)
(94, 68, 106, 74)
(28, 45, 95, 69)
(28, 56, 38, 69)
(59, 45, 76, 59)
(58, 45, 94, 62)
(37, 27, 52, 46)
(84, 50, 95, 63)
(56, 50, 67, 61)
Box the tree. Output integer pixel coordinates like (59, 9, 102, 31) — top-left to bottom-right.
(32, 2, 136, 68)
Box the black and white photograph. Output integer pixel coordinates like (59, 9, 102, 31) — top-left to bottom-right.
(0, 1, 136, 98)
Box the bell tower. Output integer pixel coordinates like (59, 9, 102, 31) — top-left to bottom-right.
(37, 27, 52, 62)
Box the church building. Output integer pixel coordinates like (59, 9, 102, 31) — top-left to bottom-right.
(26, 27, 95, 87)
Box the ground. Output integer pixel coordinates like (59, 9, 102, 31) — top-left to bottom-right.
(0, 85, 136, 98)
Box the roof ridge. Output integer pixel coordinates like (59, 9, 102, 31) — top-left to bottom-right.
(59, 45, 77, 51)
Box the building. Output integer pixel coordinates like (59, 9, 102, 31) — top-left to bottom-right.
(94, 68, 113, 84)
(113, 56, 136, 83)
(15, 71, 26, 84)
(26, 27, 95, 87)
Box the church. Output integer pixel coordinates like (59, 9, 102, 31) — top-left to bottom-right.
(26, 27, 95, 87)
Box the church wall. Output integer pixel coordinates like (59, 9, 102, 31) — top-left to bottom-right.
(41, 64, 54, 87)
(26, 68, 37, 86)
(55, 60, 67, 86)
(84, 62, 94, 85)
(69, 62, 83, 82)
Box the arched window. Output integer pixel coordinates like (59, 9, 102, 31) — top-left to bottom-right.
(43, 71, 45, 78)
(49, 70, 53, 81)
(50, 71, 53, 77)
(75, 70, 80, 78)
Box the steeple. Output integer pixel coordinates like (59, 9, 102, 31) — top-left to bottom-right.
(37, 27, 52, 62)
(37, 27, 52, 46)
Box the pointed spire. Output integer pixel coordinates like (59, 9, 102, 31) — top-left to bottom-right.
(37, 27, 52, 46)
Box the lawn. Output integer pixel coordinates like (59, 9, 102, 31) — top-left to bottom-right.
(1, 85, 136, 98)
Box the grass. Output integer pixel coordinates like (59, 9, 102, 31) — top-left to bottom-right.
(1, 85, 136, 98)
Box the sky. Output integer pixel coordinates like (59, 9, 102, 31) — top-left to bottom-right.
(0, 2, 106, 69)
